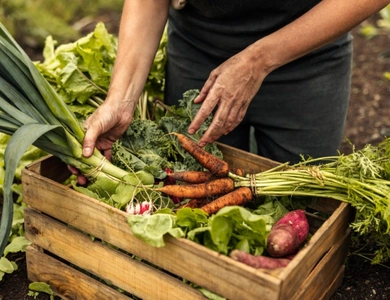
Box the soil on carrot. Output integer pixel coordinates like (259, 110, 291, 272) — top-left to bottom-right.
(1, 14, 390, 300)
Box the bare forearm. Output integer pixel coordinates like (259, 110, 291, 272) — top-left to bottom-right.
(107, 0, 169, 106)
(252, 0, 390, 74)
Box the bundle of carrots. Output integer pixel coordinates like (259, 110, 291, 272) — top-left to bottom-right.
(156, 133, 390, 264)
(161, 133, 390, 232)
(158, 133, 254, 215)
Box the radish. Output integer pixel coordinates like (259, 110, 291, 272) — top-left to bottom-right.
(126, 201, 152, 216)
(266, 209, 309, 257)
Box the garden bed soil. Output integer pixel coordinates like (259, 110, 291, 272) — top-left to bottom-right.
(1, 16, 390, 300)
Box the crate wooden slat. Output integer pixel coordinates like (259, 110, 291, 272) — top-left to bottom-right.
(291, 229, 350, 299)
(23, 172, 281, 299)
(24, 209, 204, 300)
(26, 245, 131, 300)
(22, 144, 353, 300)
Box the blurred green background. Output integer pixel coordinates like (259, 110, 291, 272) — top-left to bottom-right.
(0, 0, 123, 59)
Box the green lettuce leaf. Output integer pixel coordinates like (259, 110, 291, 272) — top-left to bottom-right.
(127, 214, 185, 247)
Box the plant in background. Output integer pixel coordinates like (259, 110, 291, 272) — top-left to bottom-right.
(358, 5, 390, 90)
(35, 22, 118, 119)
(0, 0, 123, 51)
(359, 5, 390, 38)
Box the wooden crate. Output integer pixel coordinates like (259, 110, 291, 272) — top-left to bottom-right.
(22, 144, 353, 300)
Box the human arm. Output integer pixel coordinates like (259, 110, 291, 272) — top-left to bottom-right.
(82, 0, 170, 158)
(188, 0, 390, 147)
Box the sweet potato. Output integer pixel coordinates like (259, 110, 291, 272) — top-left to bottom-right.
(230, 249, 292, 269)
(266, 209, 309, 257)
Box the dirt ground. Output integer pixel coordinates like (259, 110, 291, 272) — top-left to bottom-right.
(1, 15, 390, 300)
(331, 17, 390, 300)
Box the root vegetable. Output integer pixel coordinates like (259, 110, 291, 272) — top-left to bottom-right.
(200, 187, 253, 215)
(229, 167, 245, 177)
(158, 177, 235, 199)
(167, 170, 214, 183)
(266, 210, 309, 257)
(178, 198, 209, 209)
(173, 132, 229, 177)
(230, 249, 292, 269)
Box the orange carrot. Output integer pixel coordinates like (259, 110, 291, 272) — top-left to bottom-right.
(200, 187, 253, 215)
(178, 199, 199, 209)
(173, 132, 229, 177)
(159, 177, 234, 199)
(229, 167, 245, 177)
(178, 198, 210, 209)
(167, 170, 214, 184)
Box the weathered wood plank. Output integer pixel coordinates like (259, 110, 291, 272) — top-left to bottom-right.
(22, 166, 282, 300)
(25, 208, 205, 300)
(277, 202, 351, 298)
(26, 244, 130, 300)
(291, 230, 350, 299)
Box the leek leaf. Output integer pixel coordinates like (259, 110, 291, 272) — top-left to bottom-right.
(0, 123, 60, 256)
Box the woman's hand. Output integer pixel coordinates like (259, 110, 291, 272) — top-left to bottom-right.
(82, 99, 136, 158)
(67, 0, 170, 184)
(69, 99, 136, 185)
(187, 47, 270, 147)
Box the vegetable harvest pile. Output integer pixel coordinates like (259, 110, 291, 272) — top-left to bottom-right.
(0, 20, 390, 279)
(129, 130, 390, 265)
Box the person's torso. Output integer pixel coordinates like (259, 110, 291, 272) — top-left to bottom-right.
(169, 0, 322, 58)
(185, 0, 320, 20)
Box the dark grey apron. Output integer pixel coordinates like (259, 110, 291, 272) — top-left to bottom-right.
(165, 0, 353, 163)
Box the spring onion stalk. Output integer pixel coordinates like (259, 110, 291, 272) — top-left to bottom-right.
(0, 23, 147, 257)
(230, 142, 390, 263)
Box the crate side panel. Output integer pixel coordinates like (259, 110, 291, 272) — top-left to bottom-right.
(217, 143, 279, 173)
(22, 168, 282, 300)
(24, 208, 206, 300)
(277, 202, 352, 298)
(320, 266, 346, 300)
(26, 244, 130, 300)
(307, 197, 343, 215)
(23, 155, 71, 183)
(23, 149, 351, 300)
(291, 230, 350, 299)
(167, 237, 283, 300)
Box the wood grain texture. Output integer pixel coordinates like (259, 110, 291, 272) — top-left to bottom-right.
(22, 145, 353, 300)
(26, 245, 130, 300)
(216, 142, 279, 173)
(25, 209, 205, 300)
(291, 230, 351, 299)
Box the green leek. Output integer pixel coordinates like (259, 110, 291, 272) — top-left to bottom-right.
(0, 23, 150, 257)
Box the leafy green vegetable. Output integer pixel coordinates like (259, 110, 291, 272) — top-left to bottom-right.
(28, 282, 55, 300)
(111, 89, 224, 179)
(36, 22, 168, 122)
(205, 206, 274, 255)
(128, 214, 185, 247)
(127, 201, 284, 256)
(0, 22, 154, 257)
(0, 256, 17, 280)
(3, 236, 30, 257)
(35, 23, 116, 116)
